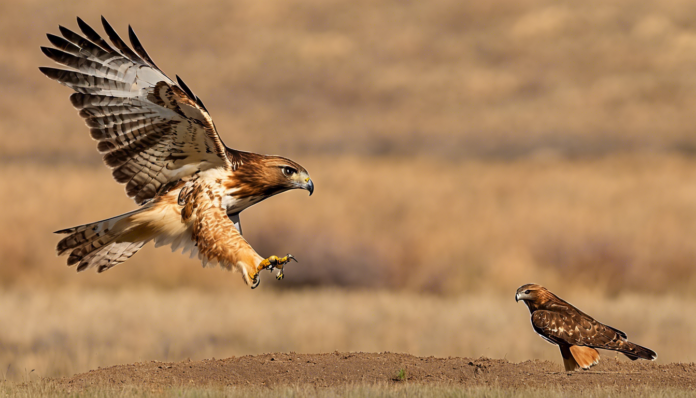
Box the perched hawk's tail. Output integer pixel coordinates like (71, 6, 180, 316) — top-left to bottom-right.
(560, 345, 600, 371)
(55, 206, 153, 273)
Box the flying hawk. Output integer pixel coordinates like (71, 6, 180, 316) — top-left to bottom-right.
(40, 17, 314, 288)
(515, 284, 656, 371)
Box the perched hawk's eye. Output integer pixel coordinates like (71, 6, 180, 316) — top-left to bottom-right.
(282, 166, 297, 177)
(524, 290, 531, 294)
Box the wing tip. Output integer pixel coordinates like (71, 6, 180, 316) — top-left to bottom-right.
(39, 46, 53, 57)
(100, 15, 118, 41)
(99, 16, 145, 64)
(57, 25, 70, 36)
(100, 16, 113, 36)
(38, 66, 53, 77)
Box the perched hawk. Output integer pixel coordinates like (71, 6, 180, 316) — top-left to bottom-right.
(40, 17, 314, 288)
(516, 284, 656, 371)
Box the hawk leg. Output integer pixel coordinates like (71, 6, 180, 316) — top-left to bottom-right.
(250, 254, 298, 289)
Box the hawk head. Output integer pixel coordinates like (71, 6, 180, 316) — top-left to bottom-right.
(515, 283, 556, 312)
(260, 155, 314, 196)
(227, 154, 314, 201)
(515, 283, 546, 302)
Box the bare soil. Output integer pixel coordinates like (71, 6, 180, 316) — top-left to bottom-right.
(52, 353, 696, 391)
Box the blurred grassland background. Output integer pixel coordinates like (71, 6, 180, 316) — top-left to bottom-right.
(1, 0, 696, 379)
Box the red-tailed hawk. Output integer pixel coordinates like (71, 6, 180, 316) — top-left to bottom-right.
(40, 17, 314, 288)
(515, 284, 657, 371)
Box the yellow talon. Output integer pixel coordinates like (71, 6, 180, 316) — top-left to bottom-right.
(258, 256, 277, 269)
(254, 254, 297, 286)
(249, 271, 261, 289)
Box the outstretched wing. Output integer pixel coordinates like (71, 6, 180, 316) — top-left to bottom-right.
(40, 17, 240, 204)
(531, 310, 626, 348)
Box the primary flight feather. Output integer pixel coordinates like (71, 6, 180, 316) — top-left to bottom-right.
(41, 17, 314, 288)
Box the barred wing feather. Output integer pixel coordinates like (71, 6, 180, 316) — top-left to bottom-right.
(40, 16, 235, 204)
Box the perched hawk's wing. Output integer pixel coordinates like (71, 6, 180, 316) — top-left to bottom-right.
(532, 308, 657, 360)
(531, 310, 625, 348)
(40, 17, 239, 204)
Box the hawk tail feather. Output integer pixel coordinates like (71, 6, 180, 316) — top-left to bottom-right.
(569, 346, 600, 370)
(55, 207, 151, 273)
(560, 345, 600, 371)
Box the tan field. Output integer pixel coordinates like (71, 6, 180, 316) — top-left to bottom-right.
(0, 288, 692, 381)
(3, 154, 696, 295)
(0, 0, 696, 394)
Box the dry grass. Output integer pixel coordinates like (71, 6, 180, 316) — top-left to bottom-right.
(1, 383, 694, 398)
(2, 154, 696, 295)
(0, 1, 694, 391)
(1, 0, 696, 295)
(6, 0, 696, 158)
(0, 288, 690, 380)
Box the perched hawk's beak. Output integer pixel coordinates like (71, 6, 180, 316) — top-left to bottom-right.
(515, 293, 520, 302)
(305, 178, 314, 196)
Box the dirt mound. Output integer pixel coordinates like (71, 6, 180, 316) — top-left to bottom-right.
(52, 352, 696, 391)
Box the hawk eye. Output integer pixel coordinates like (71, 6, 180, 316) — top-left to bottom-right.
(524, 290, 530, 294)
(282, 166, 297, 177)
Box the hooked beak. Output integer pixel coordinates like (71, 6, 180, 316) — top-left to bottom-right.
(305, 178, 314, 196)
(515, 293, 520, 302)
